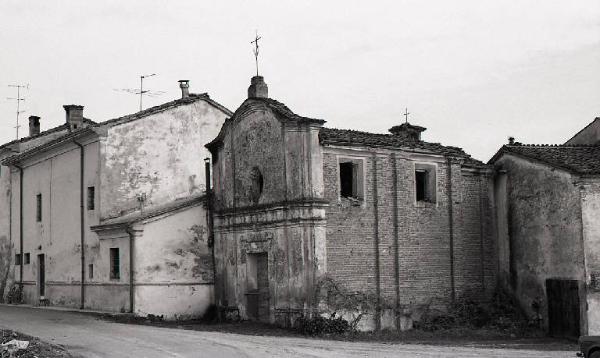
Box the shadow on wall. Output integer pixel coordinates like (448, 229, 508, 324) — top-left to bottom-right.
(0, 235, 14, 302)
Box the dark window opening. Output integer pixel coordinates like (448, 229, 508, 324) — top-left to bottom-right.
(87, 186, 95, 210)
(109, 248, 120, 280)
(340, 162, 355, 198)
(88, 264, 94, 279)
(36, 194, 42, 222)
(24, 253, 30, 265)
(15, 254, 21, 265)
(416, 170, 427, 202)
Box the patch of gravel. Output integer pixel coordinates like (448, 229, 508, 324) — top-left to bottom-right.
(1, 329, 74, 358)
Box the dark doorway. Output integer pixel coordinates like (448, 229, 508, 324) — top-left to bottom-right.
(246, 253, 269, 322)
(546, 279, 581, 338)
(38, 254, 45, 297)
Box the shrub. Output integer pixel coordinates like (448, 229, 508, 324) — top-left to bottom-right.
(294, 313, 351, 336)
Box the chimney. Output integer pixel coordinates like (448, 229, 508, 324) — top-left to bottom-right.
(508, 136, 515, 145)
(178, 80, 190, 98)
(63, 105, 84, 131)
(248, 76, 268, 99)
(389, 122, 426, 141)
(28, 116, 41, 137)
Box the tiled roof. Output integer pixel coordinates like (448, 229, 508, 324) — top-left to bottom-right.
(2, 93, 232, 165)
(206, 97, 325, 151)
(91, 194, 205, 230)
(490, 144, 600, 175)
(0, 118, 96, 152)
(99, 93, 233, 127)
(320, 127, 486, 167)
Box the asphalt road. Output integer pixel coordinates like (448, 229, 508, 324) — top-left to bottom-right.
(0, 305, 576, 358)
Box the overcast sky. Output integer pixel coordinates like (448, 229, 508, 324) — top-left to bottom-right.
(1, 1, 599, 161)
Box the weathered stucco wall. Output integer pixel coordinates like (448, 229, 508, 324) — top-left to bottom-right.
(212, 100, 327, 325)
(493, 154, 585, 330)
(579, 180, 600, 334)
(133, 204, 213, 319)
(0, 161, 14, 301)
(100, 100, 228, 220)
(323, 148, 495, 330)
(7, 140, 128, 309)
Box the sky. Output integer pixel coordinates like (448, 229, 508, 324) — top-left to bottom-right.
(1, 1, 599, 161)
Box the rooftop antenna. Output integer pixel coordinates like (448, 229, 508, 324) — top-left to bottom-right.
(403, 107, 410, 124)
(251, 30, 261, 76)
(113, 74, 164, 112)
(7, 84, 29, 139)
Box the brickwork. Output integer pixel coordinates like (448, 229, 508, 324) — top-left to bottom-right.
(324, 148, 496, 314)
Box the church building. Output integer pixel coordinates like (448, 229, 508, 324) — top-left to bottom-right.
(207, 76, 497, 330)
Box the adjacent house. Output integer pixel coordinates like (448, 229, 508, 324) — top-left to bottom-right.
(206, 76, 497, 330)
(489, 118, 600, 337)
(0, 81, 232, 318)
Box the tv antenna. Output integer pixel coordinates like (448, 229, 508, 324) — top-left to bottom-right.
(113, 73, 164, 111)
(7, 84, 29, 139)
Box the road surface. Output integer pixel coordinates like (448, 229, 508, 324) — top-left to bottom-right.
(0, 305, 576, 357)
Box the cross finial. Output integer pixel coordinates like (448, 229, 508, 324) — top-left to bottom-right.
(403, 107, 410, 124)
(251, 30, 262, 77)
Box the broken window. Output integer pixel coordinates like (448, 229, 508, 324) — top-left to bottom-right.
(24, 253, 30, 265)
(36, 194, 42, 222)
(14, 254, 21, 265)
(109, 248, 120, 280)
(339, 158, 364, 200)
(415, 163, 437, 203)
(87, 186, 95, 210)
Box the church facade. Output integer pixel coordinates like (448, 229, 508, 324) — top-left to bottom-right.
(207, 76, 497, 330)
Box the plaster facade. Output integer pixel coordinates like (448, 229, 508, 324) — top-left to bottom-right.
(2, 92, 230, 317)
(492, 154, 586, 333)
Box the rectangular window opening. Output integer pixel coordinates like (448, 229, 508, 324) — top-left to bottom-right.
(14, 254, 21, 266)
(109, 248, 120, 280)
(87, 186, 95, 210)
(36, 194, 42, 222)
(24, 253, 30, 265)
(339, 162, 355, 198)
(88, 264, 94, 279)
(416, 170, 427, 202)
(415, 164, 437, 203)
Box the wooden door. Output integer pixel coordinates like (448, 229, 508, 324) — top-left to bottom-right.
(546, 279, 580, 338)
(38, 254, 45, 297)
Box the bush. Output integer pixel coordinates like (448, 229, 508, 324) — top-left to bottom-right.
(414, 290, 534, 334)
(294, 313, 351, 336)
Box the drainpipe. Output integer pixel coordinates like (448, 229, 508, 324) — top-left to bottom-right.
(204, 158, 215, 295)
(14, 165, 24, 297)
(126, 227, 135, 314)
(73, 141, 85, 309)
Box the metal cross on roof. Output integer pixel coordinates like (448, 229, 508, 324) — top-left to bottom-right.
(251, 30, 262, 77)
(404, 107, 410, 124)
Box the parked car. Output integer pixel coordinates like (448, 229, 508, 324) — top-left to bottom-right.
(578, 336, 600, 357)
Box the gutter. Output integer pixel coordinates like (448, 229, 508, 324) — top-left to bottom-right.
(73, 140, 85, 310)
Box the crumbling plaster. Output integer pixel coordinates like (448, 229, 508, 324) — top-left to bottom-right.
(100, 100, 228, 220)
(212, 102, 327, 324)
(493, 154, 586, 331)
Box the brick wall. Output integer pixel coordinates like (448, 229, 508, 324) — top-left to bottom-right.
(323, 148, 496, 315)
